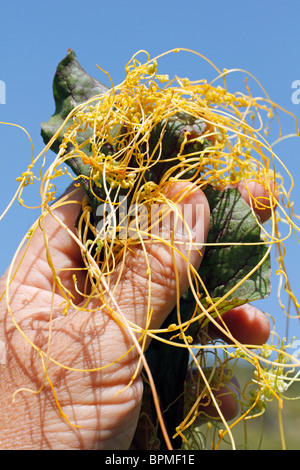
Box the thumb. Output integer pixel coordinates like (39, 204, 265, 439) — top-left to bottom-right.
(104, 181, 210, 332)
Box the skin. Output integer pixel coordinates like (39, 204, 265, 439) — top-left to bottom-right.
(0, 181, 270, 450)
(231, 180, 278, 224)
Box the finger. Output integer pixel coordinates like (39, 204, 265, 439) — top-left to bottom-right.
(195, 374, 240, 424)
(208, 180, 273, 346)
(208, 303, 270, 346)
(233, 180, 278, 223)
(88, 181, 211, 331)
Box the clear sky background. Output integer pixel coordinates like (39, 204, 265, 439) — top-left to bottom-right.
(1, 0, 300, 345)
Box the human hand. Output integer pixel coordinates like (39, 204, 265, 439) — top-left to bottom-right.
(0, 180, 270, 450)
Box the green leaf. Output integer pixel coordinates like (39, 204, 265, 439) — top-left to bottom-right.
(41, 49, 108, 154)
(199, 185, 271, 306)
(147, 111, 211, 183)
(41, 50, 110, 208)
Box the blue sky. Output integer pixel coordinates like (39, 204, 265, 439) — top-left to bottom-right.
(1, 0, 300, 344)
